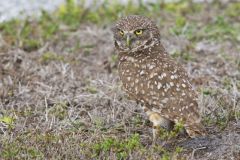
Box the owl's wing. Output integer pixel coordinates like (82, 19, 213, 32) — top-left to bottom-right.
(143, 56, 199, 120)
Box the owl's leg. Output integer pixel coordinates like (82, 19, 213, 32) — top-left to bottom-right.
(142, 106, 173, 143)
(152, 124, 159, 144)
(149, 112, 172, 139)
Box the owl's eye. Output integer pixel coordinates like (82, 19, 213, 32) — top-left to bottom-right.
(119, 30, 124, 36)
(134, 29, 143, 35)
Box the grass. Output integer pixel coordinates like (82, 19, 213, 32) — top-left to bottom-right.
(0, 0, 240, 159)
(41, 52, 65, 63)
(90, 134, 142, 159)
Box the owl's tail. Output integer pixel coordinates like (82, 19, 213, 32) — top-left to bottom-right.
(184, 122, 207, 138)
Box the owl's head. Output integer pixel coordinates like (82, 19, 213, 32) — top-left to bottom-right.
(112, 15, 160, 52)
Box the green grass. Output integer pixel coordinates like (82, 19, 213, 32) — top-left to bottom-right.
(202, 16, 240, 41)
(1, 131, 183, 160)
(41, 52, 65, 63)
(0, 115, 15, 130)
(91, 134, 141, 159)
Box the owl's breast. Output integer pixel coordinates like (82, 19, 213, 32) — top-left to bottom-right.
(118, 56, 141, 91)
(118, 54, 155, 100)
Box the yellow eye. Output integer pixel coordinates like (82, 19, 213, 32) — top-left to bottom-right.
(119, 30, 124, 36)
(135, 29, 143, 35)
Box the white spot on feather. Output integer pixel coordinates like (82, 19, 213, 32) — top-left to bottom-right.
(182, 84, 186, 88)
(157, 82, 162, 89)
(140, 70, 145, 75)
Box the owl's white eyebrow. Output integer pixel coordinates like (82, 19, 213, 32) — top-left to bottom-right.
(135, 28, 145, 30)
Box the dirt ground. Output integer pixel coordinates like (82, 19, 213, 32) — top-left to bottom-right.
(0, 1, 240, 160)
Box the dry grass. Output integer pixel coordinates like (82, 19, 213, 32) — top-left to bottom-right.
(0, 1, 240, 159)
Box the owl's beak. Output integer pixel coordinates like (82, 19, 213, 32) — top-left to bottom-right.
(126, 35, 131, 47)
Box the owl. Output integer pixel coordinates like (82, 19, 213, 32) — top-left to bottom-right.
(111, 15, 206, 140)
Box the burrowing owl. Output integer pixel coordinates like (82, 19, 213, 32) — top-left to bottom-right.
(111, 15, 206, 140)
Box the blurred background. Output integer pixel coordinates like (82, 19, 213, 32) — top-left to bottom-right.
(0, 0, 234, 22)
(0, 0, 239, 159)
